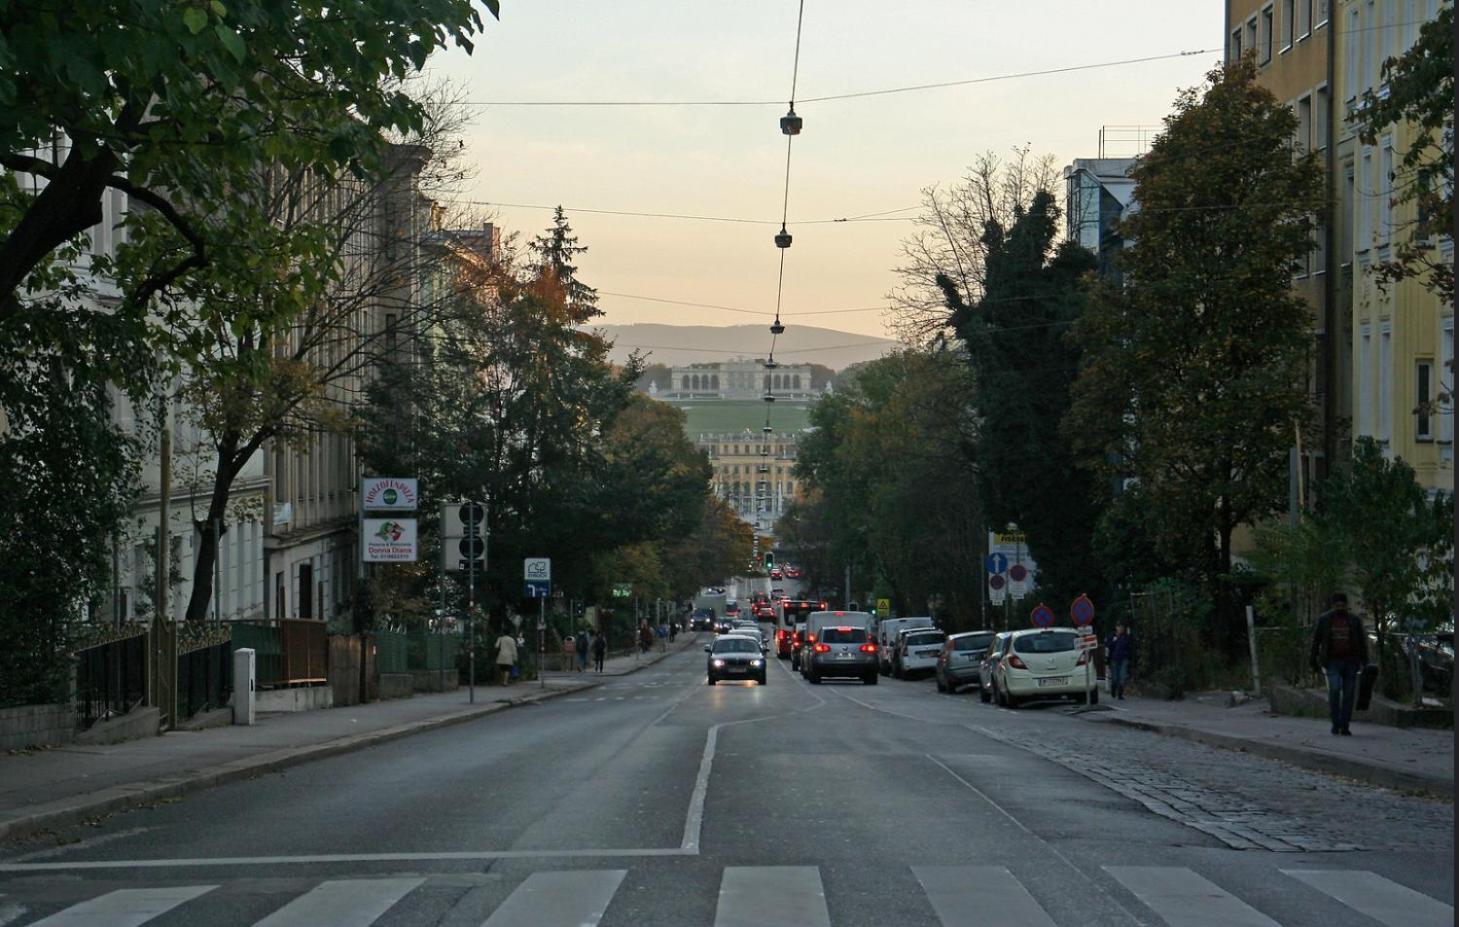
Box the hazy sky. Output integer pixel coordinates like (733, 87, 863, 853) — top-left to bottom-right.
(434, 1, 1220, 342)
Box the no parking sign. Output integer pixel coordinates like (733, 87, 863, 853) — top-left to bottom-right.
(1070, 594, 1095, 627)
(1029, 603, 1056, 628)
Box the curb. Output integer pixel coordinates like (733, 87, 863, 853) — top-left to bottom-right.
(1089, 714, 1453, 800)
(0, 680, 601, 846)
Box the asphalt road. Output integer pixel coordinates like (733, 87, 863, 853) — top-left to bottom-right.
(0, 628, 1451, 926)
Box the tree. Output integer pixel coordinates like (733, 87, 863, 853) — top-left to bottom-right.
(1352, 4, 1454, 305)
(530, 207, 600, 322)
(890, 147, 1060, 343)
(937, 189, 1104, 608)
(1066, 60, 1322, 653)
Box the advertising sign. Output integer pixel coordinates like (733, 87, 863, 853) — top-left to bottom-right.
(363, 518, 417, 562)
(362, 478, 419, 511)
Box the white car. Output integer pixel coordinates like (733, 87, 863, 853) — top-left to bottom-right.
(893, 628, 946, 679)
(993, 628, 1096, 707)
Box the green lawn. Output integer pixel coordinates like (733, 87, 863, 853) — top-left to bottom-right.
(671, 400, 813, 438)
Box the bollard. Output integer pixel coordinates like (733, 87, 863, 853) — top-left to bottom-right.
(233, 647, 256, 726)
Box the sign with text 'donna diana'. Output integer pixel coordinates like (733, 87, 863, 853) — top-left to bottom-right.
(363, 518, 418, 562)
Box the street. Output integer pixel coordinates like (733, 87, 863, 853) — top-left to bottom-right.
(0, 633, 1450, 927)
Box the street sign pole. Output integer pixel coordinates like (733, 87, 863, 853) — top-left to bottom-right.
(467, 518, 475, 705)
(539, 594, 546, 690)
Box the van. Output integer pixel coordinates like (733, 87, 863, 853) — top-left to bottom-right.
(801, 610, 877, 684)
(874, 616, 936, 674)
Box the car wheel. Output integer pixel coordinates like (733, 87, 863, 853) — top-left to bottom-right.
(979, 683, 991, 703)
(757, 674, 767, 685)
(1088, 687, 1098, 705)
(1004, 686, 1019, 709)
(995, 682, 1007, 707)
(864, 672, 878, 686)
(935, 677, 946, 693)
(809, 670, 821, 685)
(707, 675, 716, 686)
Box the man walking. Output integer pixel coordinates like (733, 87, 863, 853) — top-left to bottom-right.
(575, 629, 590, 672)
(1310, 593, 1368, 735)
(495, 632, 518, 687)
(592, 630, 607, 673)
(1105, 623, 1135, 700)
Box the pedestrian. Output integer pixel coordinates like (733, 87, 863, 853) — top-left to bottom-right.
(1310, 592, 1368, 735)
(575, 629, 590, 672)
(495, 632, 518, 686)
(638, 621, 653, 655)
(1105, 623, 1135, 700)
(592, 630, 607, 673)
(560, 634, 575, 672)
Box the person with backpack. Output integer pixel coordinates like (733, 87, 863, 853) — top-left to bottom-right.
(592, 630, 607, 673)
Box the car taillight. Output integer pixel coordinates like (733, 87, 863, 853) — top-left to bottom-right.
(1076, 651, 1089, 666)
(813, 643, 831, 653)
(1006, 654, 1028, 669)
(806, 634, 816, 643)
(777, 629, 786, 641)
(859, 643, 877, 653)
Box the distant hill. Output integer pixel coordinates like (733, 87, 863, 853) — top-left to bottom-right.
(593, 323, 895, 371)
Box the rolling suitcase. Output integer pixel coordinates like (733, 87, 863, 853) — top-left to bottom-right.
(1355, 664, 1378, 711)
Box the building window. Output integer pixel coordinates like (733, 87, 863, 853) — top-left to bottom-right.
(1380, 138, 1394, 243)
(1260, 6, 1275, 63)
(1378, 322, 1393, 444)
(1313, 221, 1327, 275)
(1246, 17, 1258, 61)
(1359, 149, 1374, 251)
(1314, 0, 1328, 28)
(1231, 28, 1243, 62)
(1314, 85, 1329, 150)
(1417, 360, 1434, 440)
(1342, 166, 1355, 264)
(1281, 0, 1295, 48)
(1298, 0, 1311, 36)
(1296, 94, 1312, 154)
(1441, 319, 1455, 460)
(1358, 322, 1373, 436)
(1344, 7, 1359, 106)
(1363, 1, 1377, 90)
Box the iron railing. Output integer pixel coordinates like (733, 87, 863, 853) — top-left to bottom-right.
(74, 630, 148, 729)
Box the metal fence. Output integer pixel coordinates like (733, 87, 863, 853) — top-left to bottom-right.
(231, 619, 327, 688)
(178, 638, 233, 718)
(376, 626, 462, 675)
(74, 631, 148, 729)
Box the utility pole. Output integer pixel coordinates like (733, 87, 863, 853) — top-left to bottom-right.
(154, 389, 174, 729)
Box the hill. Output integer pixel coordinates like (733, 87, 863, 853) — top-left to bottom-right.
(594, 323, 894, 371)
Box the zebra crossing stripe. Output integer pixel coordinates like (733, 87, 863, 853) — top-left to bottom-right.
(913, 866, 1056, 927)
(27, 885, 216, 927)
(1282, 869, 1454, 927)
(1105, 866, 1282, 927)
(253, 878, 423, 927)
(715, 866, 830, 927)
(480, 869, 626, 927)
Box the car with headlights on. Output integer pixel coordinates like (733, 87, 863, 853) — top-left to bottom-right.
(992, 627, 1095, 707)
(706, 635, 767, 685)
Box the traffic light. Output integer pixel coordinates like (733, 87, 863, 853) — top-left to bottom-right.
(764, 551, 775, 571)
(441, 500, 485, 572)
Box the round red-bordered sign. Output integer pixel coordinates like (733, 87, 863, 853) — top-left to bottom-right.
(1070, 594, 1095, 627)
(1009, 563, 1028, 582)
(1030, 603, 1056, 628)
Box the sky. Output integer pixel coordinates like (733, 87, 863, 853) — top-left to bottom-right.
(433, 1, 1221, 342)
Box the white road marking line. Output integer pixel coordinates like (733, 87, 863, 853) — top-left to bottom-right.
(255, 878, 422, 927)
(0, 897, 27, 927)
(1282, 869, 1453, 927)
(9, 827, 153, 863)
(481, 869, 626, 927)
(0, 848, 689, 872)
(913, 866, 1057, 927)
(1106, 866, 1281, 927)
(715, 867, 829, 927)
(925, 755, 1034, 836)
(681, 726, 718, 852)
(26, 885, 216, 927)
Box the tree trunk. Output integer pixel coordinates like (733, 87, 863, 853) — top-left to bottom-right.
(183, 436, 248, 622)
(1215, 499, 1237, 658)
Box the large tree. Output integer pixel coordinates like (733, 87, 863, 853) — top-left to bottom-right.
(530, 206, 600, 322)
(1066, 60, 1322, 653)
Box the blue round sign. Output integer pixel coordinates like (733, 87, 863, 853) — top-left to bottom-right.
(984, 553, 1008, 575)
(1071, 594, 1095, 627)
(1030, 604, 1056, 628)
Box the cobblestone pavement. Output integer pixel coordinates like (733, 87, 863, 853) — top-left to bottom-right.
(967, 711, 1453, 853)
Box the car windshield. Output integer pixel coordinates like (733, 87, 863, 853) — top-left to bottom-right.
(714, 638, 759, 654)
(820, 627, 868, 643)
(954, 634, 995, 651)
(906, 632, 944, 646)
(1014, 632, 1078, 654)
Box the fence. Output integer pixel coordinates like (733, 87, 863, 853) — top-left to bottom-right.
(231, 619, 328, 688)
(376, 626, 462, 675)
(177, 637, 233, 719)
(74, 630, 148, 729)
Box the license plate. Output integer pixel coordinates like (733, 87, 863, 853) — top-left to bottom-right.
(837, 652, 853, 660)
(919, 649, 939, 656)
(1038, 676, 1069, 687)
(725, 666, 747, 674)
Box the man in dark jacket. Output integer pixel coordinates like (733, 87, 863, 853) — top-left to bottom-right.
(1105, 624, 1135, 699)
(1310, 593, 1368, 735)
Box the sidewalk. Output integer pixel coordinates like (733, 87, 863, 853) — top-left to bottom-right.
(1074, 692, 1453, 799)
(0, 633, 703, 845)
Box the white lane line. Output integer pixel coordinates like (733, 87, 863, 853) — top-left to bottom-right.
(255, 878, 422, 927)
(27, 885, 216, 927)
(0, 848, 689, 872)
(681, 726, 719, 852)
(8, 827, 153, 863)
(1282, 869, 1453, 927)
(913, 866, 1056, 927)
(715, 867, 830, 927)
(1106, 866, 1281, 927)
(925, 755, 1034, 837)
(481, 869, 626, 927)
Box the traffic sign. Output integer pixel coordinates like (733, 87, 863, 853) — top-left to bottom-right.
(612, 583, 632, 599)
(1077, 633, 1099, 652)
(1071, 594, 1095, 627)
(524, 558, 551, 581)
(988, 574, 1006, 590)
(984, 553, 1008, 575)
(524, 581, 551, 598)
(1030, 603, 1056, 628)
(875, 598, 890, 618)
(1008, 563, 1028, 582)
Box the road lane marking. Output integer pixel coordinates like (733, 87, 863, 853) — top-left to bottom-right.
(1281, 869, 1453, 927)
(27, 885, 215, 926)
(715, 867, 829, 927)
(925, 755, 1034, 836)
(0, 848, 690, 871)
(681, 726, 718, 851)
(913, 866, 1056, 927)
(255, 877, 422, 927)
(481, 870, 626, 927)
(1105, 867, 1281, 927)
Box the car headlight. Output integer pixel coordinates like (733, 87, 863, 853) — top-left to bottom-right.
(712, 659, 726, 667)
(750, 659, 763, 667)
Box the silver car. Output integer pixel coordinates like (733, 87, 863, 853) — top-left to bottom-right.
(803, 621, 878, 685)
(936, 630, 997, 693)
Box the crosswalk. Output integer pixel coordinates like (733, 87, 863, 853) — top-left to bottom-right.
(10, 864, 1451, 926)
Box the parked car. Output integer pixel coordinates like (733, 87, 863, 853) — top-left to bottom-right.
(977, 633, 1012, 702)
(802, 611, 878, 684)
(875, 617, 936, 675)
(893, 628, 946, 679)
(936, 630, 997, 693)
(992, 628, 1095, 707)
(706, 634, 767, 685)
(789, 621, 808, 670)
